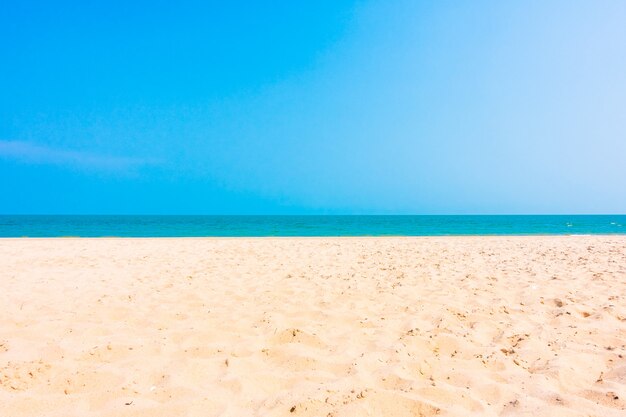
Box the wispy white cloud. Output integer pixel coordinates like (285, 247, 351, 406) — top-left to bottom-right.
(0, 140, 158, 172)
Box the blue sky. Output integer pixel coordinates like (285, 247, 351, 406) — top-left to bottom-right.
(2, 0, 625, 214)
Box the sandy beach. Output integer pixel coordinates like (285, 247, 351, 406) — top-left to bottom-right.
(1, 236, 625, 416)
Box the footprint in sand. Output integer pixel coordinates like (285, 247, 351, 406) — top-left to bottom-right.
(270, 328, 327, 349)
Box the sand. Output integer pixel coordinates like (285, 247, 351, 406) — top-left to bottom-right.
(0, 236, 625, 416)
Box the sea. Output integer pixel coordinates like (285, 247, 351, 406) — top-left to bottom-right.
(0, 215, 624, 237)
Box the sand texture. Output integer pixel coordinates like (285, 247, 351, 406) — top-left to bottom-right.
(1, 236, 625, 416)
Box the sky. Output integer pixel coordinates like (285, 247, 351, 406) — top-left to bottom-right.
(1, 0, 625, 214)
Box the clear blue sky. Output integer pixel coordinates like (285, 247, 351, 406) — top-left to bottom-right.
(2, 0, 625, 214)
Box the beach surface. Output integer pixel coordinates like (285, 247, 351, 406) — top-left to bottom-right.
(1, 236, 625, 416)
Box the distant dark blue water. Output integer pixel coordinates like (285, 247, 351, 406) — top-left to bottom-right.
(0, 215, 624, 237)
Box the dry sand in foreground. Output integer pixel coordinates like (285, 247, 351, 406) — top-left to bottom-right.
(0, 236, 625, 416)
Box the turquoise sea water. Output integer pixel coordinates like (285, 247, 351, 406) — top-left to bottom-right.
(0, 215, 624, 237)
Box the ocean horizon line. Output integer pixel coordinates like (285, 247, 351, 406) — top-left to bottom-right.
(1, 214, 624, 238)
(2, 213, 625, 215)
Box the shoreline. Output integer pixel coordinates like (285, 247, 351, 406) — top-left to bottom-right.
(2, 233, 626, 239)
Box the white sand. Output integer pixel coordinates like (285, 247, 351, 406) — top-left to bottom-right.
(0, 236, 625, 416)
